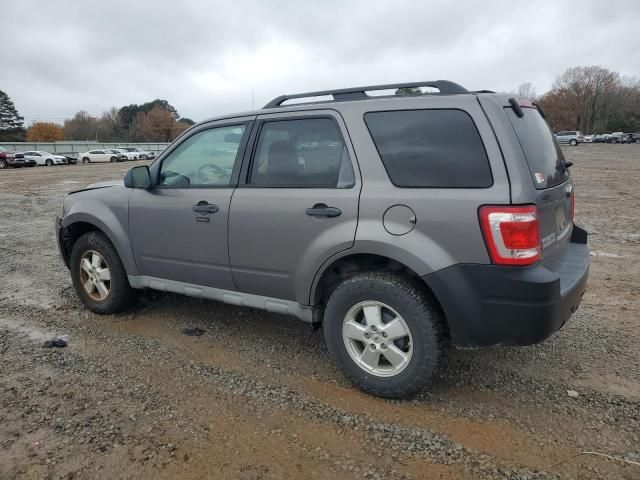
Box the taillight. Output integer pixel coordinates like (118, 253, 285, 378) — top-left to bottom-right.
(479, 205, 541, 266)
(571, 190, 575, 221)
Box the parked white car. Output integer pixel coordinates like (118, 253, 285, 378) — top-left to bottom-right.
(19, 151, 67, 166)
(118, 147, 155, 160)
(78, 150, 121, 164)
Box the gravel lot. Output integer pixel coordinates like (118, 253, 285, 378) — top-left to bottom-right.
(1, 145, 638, 480)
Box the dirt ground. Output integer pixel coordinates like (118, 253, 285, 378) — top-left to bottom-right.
(0, 145, 638, 480)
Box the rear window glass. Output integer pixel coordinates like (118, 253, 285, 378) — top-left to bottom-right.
(364, 109, 492, 188)
(506, 107, 569, 189)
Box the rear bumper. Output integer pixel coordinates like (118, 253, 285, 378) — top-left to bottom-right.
(424, 225, 589, 347)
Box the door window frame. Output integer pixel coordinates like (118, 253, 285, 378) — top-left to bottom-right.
(148, 118, 255, 190)
(238, 112, 359, 189)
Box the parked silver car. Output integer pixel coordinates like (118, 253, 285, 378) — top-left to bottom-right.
(56, 81, 589, 398)
(555, 130, 584, 146)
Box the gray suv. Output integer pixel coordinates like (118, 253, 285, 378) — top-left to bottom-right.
(56, 81, 590, 398)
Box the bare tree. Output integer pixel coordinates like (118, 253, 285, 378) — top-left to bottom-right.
(517, 82, 537, 101)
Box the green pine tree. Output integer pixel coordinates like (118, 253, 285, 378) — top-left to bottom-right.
(0, 90, 25, 141)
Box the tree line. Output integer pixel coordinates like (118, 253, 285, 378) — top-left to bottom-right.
(2, 65, 639, 143)
(0, 96, 195, 143)
(536, 66, 640, 134)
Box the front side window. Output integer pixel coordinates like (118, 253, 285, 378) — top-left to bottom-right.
(159, 124, 245, 187)
(249, 118, 354, 188)
(364, 109, 492, 188)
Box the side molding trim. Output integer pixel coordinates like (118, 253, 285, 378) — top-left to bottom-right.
(128, 275, 314, 323)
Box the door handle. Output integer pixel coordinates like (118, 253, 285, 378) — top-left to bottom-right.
(192, 201, 219, 214)
(305, 203, 342, 218)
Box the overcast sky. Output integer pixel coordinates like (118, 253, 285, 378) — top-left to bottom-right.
(1, 0, 638, 125)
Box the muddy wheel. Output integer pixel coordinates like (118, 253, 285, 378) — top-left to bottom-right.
(0, 158, 7, 169)
(70, 231, 137, 314)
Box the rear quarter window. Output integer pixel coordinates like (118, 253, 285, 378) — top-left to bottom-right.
(364, 109, 492, 188)
(505, 107, 569, 189)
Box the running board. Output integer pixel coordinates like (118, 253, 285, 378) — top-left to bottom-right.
(128, 275, 314, 322)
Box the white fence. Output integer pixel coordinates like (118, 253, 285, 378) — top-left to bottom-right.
(0, 141, 170, 158)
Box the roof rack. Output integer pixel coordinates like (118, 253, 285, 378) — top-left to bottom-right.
(263, 80, 468, 108)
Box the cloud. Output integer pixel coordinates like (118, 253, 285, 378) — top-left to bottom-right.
(1, 0, 638, 124)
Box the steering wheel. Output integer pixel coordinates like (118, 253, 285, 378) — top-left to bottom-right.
(197, 163, 227, 184)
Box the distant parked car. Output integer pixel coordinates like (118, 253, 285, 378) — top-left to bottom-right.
(118, 147, 155, 160)
(609, 132, 626, 143)
(555, 131, 584, 146)
(17, 151, 67, 166)
(1, 146, 37, 168)
(111, 149, 138, 161)
(628, 133, 640, 144)
(583, 134, 595, 143)
(105, 149, 128, 161)
(78, 150, 121, 164)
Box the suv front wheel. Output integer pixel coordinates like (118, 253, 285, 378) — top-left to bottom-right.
(70, 231, 137, 314)
(324, 272, 444, 398)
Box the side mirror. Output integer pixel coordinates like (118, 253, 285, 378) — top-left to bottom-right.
(124, 165, 152, 189)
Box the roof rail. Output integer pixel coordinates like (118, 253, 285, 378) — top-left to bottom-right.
(263, 80, 468, 108)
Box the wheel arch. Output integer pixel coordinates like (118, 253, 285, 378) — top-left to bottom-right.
(310, 250, 449, 335)
(60, 213, 138, 275)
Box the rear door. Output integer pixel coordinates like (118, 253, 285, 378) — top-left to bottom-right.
(503, 106, 573, 265)
(228, 111, 360, 304)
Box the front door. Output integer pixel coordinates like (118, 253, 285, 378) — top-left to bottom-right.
(129, 121, 251, 290)
(229, 112, 360, 304)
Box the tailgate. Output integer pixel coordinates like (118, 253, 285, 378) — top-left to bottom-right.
(504, 105, 573, 265)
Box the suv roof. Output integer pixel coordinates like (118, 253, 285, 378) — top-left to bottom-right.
(197, 80, 509, 126)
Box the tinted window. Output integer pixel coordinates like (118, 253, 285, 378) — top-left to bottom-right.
(249, 118, 354, 188)
(364, 109, 492, 188)
(159, 124, 245, 187)
(506, 107, 569, 189)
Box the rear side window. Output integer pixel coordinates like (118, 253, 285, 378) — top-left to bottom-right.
(249, 118, 354, 188)
(505, 107, 569, 189)
(364, 109, 492, 188)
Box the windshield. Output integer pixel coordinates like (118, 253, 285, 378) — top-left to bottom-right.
(505, 107, 569, 189)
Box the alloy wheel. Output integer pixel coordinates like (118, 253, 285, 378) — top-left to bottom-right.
(79, 250, 111, 301)
(342, 300, 413, 377)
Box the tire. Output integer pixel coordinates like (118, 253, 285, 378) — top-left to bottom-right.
(569, 139, 577, 146)
(635, 139, 640, 144)
(323, 272, 444, 398)
(45, 159, 53, 166)
(70, 231, 138, 314)
(0, 159, 7, 169)
(82, 157, 90, 164)
(110, 156, 117, 162)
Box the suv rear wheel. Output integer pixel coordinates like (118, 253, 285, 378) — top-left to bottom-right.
(324, 272, 443, 398)
(569, 139, 577, 146)
(70, 231, 137, 314)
